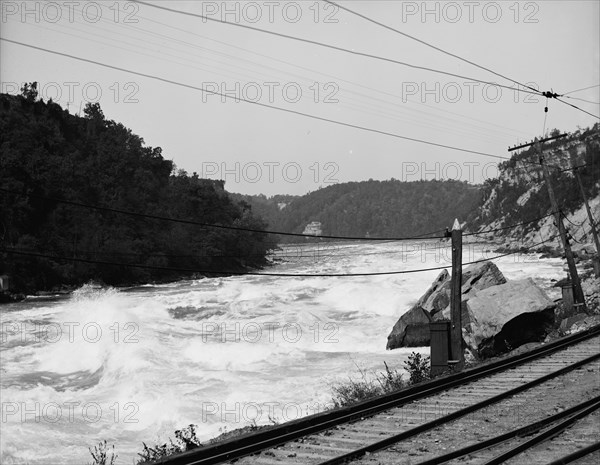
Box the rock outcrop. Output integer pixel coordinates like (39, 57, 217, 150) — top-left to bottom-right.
(386, 261, 506, 349)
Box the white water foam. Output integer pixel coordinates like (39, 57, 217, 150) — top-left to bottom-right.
(0, 242, 564, 464)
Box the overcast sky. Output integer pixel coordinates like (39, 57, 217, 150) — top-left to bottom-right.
(1, 0, 599, 196)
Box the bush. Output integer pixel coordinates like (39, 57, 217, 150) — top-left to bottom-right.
(88, 440, 117, 465)
(404, 352, 430, 384)
(136, 424, 201, 464)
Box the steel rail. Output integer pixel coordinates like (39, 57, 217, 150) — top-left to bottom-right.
(144, 325, 600, 465)
(481, 398, 600, 465)
(413, 395, 600, 465)
(547, 441, 600, 465)
(317, 353, 600, 464)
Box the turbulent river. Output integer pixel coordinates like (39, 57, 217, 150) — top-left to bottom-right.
(0, 240, 565, 464)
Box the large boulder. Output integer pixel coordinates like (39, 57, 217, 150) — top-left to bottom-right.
(431, 261, 507, 320)
(386, 261, 506, 350)
(386, 270, 447, 349)
(419, 270, 450, 316)
(469, 278, 557, 358)
(386, 306, 433, 348)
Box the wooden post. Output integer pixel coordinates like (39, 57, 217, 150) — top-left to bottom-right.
(538, 143, 586, 310)
(572, 162, 600, 277)
(561, 280, 575, 313)
(450, 219, 464, 370)
(430, 321, 450, 376)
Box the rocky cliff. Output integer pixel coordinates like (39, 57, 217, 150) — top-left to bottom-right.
(467, 125, 600, 253)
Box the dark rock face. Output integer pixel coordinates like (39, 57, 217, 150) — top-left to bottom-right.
(386, 306, 432, 348)
(464, 278, 557, 357)
(387, 261, 506, 350)
(478, 308, 555, 358)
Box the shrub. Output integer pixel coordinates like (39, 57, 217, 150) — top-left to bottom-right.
(404, 352, 431, 384)
(88, 440, 117, 465)
(136, 424, 201, 464)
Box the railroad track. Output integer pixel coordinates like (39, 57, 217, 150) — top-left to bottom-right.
(147, 326, 600, 465)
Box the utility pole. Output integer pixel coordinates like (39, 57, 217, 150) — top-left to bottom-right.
(571, 158, 600, 277)
(538, 143, 586, 309)
(509, 135, 586, 310)
(449, 218, 464, 370)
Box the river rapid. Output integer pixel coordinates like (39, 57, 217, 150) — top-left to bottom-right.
(0, 240, 564, 464)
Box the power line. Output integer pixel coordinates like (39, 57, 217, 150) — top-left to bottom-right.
(0, 247, 449, 277)
(464, 212, 557, 237)
(555, 97, 600, 120)
(323, 0, 540, 95)
(4, 220, 550, 261)
(320, 0, 598, 121)
(556, 162, 598, 174)
(0, 38, 511, 162)
(563, 215, 588, 228)
(17, 16, 513, 144)
(0, 237, 556, 278)
(0, 190, 560, 258)
(133, 1, 541, 98)
(564, 96, 600, 106)
(90, 4, 530, 142)
(562, 84, 600, 96)
(84, 3, 532, 141)
(0, 188, 446, 242)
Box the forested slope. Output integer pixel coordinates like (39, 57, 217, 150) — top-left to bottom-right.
(0, 87, 271, 293)
(234, 179, 482, 242)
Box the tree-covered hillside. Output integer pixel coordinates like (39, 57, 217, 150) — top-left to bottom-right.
(0, 86, 272, 293)
(234, 179, 482, 242)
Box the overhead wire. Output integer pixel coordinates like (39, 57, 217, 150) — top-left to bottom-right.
(133, 1, 542, 98)
(464, 212, 557, 237)
(563, 215, 588, 228)
(327, 2, 600, 125)
(563, 96, 600, 106)
(0, 236, 557, 278)
(103, 4, 533, 141)
(0, 188, 446, 241)
(4, 6, 546, 154)
(562, 84, 600, 96)
(0, 38, 513, 162)
(1, 185, 559, 260)
(323, 0, 541, 95)
(555, 97, 600, 120)
(557, 162, 597, 173)
(83, 4, 525, 142)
